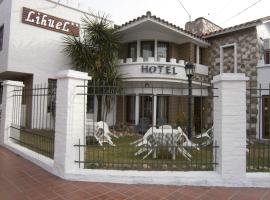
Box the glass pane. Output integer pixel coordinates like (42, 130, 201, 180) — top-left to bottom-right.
(128, 42, 137, 61)
(126, 96, 135, 124)
(157, 42, 168, 60)
(139, 96, 153, 123)
(265, 51, 270, 64)
(263, 96, 270, 138)
(141, 41, 154, 61)
(157, 96, 168, 126)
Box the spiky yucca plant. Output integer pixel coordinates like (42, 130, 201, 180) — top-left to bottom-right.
(64, 14, 122, 121)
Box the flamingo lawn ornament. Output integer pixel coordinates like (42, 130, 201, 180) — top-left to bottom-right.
(131, 126, 199, 160)
(86, 121, 118, 146)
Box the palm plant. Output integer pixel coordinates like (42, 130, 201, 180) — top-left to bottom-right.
(63, 14, 122, 121)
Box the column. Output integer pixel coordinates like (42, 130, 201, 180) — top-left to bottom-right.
(54, 70, 91, 175)
(135, 95, 140, 125)
(153, 95, 157, 126)
(0, 81, 24, 146)
(212, 73, 248, 180)
(154, 40, 158, 61)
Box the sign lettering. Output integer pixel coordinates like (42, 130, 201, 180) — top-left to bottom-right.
(22, 7, 80, 37)
(141, 65, 178, 75)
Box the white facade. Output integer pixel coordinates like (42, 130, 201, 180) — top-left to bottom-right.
(0, 0, 88, 84)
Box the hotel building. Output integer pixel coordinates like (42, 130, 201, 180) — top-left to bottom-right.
(0, 0, 270, 138)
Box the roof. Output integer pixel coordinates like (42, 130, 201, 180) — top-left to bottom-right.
(115, 11, 209, 45)
(203, 16, 270, 38)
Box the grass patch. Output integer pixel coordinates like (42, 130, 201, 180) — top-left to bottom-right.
(85, 135, 215, 171)
(10, 126, 54, 159)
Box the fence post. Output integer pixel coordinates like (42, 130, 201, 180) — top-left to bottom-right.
(0, 81, 24, 146)
(53, 70, 90, 175)
(212, 73, 248, 180)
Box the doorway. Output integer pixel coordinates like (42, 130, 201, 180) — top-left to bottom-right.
(139, 96, 153, 123)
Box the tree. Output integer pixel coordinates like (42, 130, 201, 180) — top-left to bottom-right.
(63, 14, 122, 121)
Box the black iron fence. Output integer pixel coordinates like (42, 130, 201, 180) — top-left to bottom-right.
(9, 83, 56, 159)
(247, 83, 270, 172)
(74, 82, 218, 171)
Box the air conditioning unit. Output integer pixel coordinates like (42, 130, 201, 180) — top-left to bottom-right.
(264, 38, 270, 50)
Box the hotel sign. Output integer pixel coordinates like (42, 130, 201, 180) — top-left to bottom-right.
(141, 65, 178, 75)
(22, 7, 80, 37)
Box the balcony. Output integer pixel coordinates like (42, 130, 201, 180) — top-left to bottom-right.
(118, 57, 209, 83)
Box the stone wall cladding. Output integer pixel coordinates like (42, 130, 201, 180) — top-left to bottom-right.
(204, 27, 260, 135)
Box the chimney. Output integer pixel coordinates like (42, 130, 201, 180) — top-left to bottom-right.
(185, 17, 222, 36)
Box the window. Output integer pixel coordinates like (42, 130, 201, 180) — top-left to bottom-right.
(157, 42, 169, 61)
(47, 79, 57, 114)
(0, 25, 4, 51)
(194, 46, 203, 64)
(263, 95, 270, 139)
(126, 96, 135, 124)
(128, 42, 137, 61)
(141, 41, 154, 61)
(265, 50, 270, 64)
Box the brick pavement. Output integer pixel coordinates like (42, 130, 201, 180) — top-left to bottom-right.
(0, 147, 269, 200)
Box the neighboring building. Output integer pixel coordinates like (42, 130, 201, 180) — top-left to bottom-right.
(0, 0, 93, 128)
(0, 0, 269, 138)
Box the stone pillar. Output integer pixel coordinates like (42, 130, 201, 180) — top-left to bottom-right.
(212, 73, 248, 180)
(54, 70, 91, 175)
(0, 81, 24, 146)
(153, 95, 157, 126)
(135, 95, 140, 125)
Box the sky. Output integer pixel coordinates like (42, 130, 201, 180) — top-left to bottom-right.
(79, 0, 270, 29)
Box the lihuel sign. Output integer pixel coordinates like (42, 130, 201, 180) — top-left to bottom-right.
(22, 7, 80, 37)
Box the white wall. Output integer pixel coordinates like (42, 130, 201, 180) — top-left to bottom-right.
(6, 0, 89, 84)
(0, 0, 12, 70)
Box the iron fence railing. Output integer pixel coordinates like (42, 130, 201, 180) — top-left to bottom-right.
(247, 83, 270, 172)
(9, 83, 56, 158)
(74, 82, 218, 171)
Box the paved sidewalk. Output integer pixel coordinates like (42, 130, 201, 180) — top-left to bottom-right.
(0, 147, 269, 200)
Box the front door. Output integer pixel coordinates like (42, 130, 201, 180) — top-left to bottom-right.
(139, 96, 153, 123)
